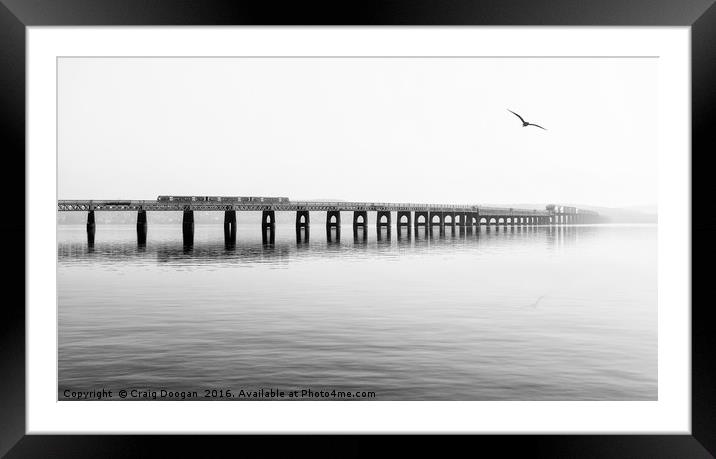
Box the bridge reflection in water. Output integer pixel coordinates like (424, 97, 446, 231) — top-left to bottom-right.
(58, 221, 656, 401)
(58, 224, 591, 267)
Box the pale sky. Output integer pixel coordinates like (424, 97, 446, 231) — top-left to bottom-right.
(58, 57, 657, 207)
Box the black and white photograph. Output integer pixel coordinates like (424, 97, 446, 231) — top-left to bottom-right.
(1, 0, 710, 450)
(56, 54, 659, 402)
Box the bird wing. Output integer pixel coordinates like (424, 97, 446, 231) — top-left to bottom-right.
(526, 123, 547, 130)
(507, 109, 526, 124)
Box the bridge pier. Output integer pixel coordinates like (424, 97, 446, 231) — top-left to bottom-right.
(377, 225, 391, 241)
(295, 211, 310, 243)
(458, 213, 469, 235)
(326, 226, 340, 243)
(262, 226, 275, 245)
(352, 211, 367, 234)
(376, 211, 391, 232)
(137, 209, 147, 245)
(468, 213, 478, 231)
(295, 211, 310, 231)
(462, 213, 470, 232)
(470, 213, 479, 233)
(327, 211, 341, 230)
(414, 211, 428, 230)
(429, 211, 444, 234)
(397, 211, 412, 236)
(296, 226, 309, 243)
(444, 212, 456, 232)
(327, 211, 341, 241)
(224, 210, 237, 246)
(352, 211, 367, 240)
(182, 210, 194, 246)
(262, 210, 275, 229)
(86, 210, 95, 244)
(261, 211, 276, 245)
(454, 212, 464, 227)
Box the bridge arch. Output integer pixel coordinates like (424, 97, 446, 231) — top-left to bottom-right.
(444, 214, 453, 224)
(262, 210, 275, 226)
(488, 217, 497, 224)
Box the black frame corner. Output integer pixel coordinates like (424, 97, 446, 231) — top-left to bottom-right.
(3, 0, 715, 457)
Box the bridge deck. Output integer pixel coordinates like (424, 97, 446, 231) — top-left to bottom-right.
(57, 200, 559, 216)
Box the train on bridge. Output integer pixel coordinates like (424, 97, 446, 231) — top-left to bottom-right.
(157, 195, 290, 204)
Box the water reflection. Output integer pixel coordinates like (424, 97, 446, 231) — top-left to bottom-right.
(58, 223, 656, 401)
(326, 226, 341, 244)
(59, 224, 603, 267)
(295, 227, 309, 244)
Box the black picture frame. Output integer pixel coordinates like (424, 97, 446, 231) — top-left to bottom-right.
(2, 0, 713, 457)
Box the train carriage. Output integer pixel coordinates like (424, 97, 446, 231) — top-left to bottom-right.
(158, 195, 289, 203)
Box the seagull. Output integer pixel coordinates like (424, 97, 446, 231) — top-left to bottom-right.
(508, 109, 547, 130)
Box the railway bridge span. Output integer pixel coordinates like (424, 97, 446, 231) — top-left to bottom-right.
(58, 199, 599, 245)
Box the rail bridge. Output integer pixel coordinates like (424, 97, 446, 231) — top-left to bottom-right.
(58, 199, 599, 245)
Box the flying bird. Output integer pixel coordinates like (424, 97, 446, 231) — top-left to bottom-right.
(507, 109, 547, 130)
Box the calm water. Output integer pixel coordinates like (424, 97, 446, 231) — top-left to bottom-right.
(58, 222, 657, 400)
